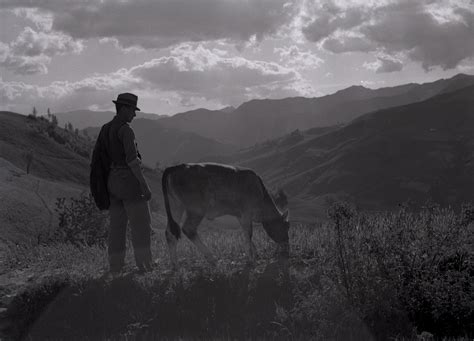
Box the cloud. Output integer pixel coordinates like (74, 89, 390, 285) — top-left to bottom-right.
(2, 0, 299, 50)
(10, 27, 83, 57)
(0, 69, 139, 113)
(0, 45, 313, 112)
(362, 1, 474, 70)
(302, 0, 474, 71)
(274, 45, 324, 70)
(12, 8, 53, 31)
(0, 26, 83, 75)
(302, 1, 368, 42)
(1, 54, 51, 75)
(322, 35, 375, 53)
(363, 56, 404, 73)
(130, 44, 310, 105)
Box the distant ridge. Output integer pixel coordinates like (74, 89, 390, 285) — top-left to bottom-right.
(205, 83, 474, 221)
(48, 73, 474, 149)
(53, 110, 163, 130)
(157, 73, 474, 147)
(84, 118, 238, 168)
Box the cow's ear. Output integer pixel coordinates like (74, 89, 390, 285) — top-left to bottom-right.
(277, 189, 287, 201)
(282, 210, 289, 222)
(275, 188, 288, 210)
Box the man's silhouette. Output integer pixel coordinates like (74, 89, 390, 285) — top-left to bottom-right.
(95, 93, 154, 273)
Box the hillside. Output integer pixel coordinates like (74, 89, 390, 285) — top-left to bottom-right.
(151, 108, 233, 144)
(0, 112, 167, 248)
(54, 74, 474, 152)
(0, 112, 92, 185)
(2, 76, 474, 227)
(53, 110, 163, 130)
(157, 73, 474, 147)
(207, 84, 474, 221)
(0, 157, 84, 253)
(86, 118, 239, 168)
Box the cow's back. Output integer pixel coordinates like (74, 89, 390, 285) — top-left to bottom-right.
(166, 163, 265, 218)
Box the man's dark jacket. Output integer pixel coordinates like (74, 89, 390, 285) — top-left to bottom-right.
(90, 123, 112, 210)
(90, 118, 142, 209)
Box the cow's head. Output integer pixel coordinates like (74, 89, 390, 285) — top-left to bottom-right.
(273, 189, 288, 213)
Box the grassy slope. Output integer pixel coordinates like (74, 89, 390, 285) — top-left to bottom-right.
(0, 112, 238, 249)
(0, 111, 90, 185)
(2, 206, 472, 340)
(0, 112, 95, 252)
(0, 157, 84, 257)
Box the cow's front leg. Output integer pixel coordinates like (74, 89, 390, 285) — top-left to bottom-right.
(182, 213, 217, 266)
(239, 215, 256, 265)
(165, 229, 179, 270)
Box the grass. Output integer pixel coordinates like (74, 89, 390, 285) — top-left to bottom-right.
(1, 203, 473, 340)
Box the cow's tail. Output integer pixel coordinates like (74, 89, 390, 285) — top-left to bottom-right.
(162, 166, 181, 239)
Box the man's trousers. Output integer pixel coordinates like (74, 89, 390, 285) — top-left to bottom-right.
(108, 194, 153, 271)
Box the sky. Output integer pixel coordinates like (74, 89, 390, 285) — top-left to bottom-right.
(0, 0, 473, 116)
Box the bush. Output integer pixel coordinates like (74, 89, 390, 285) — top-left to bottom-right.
(54, 192, 109, 248)
(323, 201, 474, 338)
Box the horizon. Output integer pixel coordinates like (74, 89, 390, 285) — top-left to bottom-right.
(1, 1, 473, 116)
(5, 71, 473, 117)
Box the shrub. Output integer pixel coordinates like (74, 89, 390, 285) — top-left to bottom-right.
(54, 192, 109, 248)
(324, 201, 474, 338)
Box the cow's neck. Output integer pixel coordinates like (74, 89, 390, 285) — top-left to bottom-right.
(260, 189, 281, 223)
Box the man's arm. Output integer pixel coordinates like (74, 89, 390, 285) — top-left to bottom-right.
(128, 159, 152, 200)
(120, 125, 152, 200)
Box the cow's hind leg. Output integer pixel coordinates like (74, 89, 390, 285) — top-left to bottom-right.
(166, 204, 184, 270)
(182, 212, 217, 265)
(239, 214, 257, 265)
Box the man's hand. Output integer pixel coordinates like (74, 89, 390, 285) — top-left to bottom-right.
(128, 159, 152, 201)
(141, 185, 152, 201)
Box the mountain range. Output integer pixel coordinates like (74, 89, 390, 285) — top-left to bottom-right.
(156, 73, 474, 147)
(1, 73, 473, 239)
(53, 110, 163, 130)
(85, 118, 239, 168)
(56, 73, 474, 149)
(206, 83, 474, 221)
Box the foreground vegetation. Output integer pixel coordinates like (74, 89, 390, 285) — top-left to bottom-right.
(2, 202, 473, 340)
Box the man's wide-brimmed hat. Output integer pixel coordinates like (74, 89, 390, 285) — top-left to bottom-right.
(112, 93, 141, 111)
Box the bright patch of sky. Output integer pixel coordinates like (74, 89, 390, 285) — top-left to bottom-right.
(0, 0, 472, 115)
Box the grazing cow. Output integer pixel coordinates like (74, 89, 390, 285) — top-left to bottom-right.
(162, 163, 290, 268)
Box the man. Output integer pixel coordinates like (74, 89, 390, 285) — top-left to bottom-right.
(95, 92, 154, 273)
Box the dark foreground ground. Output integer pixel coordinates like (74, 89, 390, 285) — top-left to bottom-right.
(1, 203, 473, 340)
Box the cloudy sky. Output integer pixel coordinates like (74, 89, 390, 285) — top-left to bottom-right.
(1, 0, 473, 115)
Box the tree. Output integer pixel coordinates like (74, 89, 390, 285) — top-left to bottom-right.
(32, 106, 37, 117)
(52, 114, 58, 127)
(25, 150, 34, 174)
